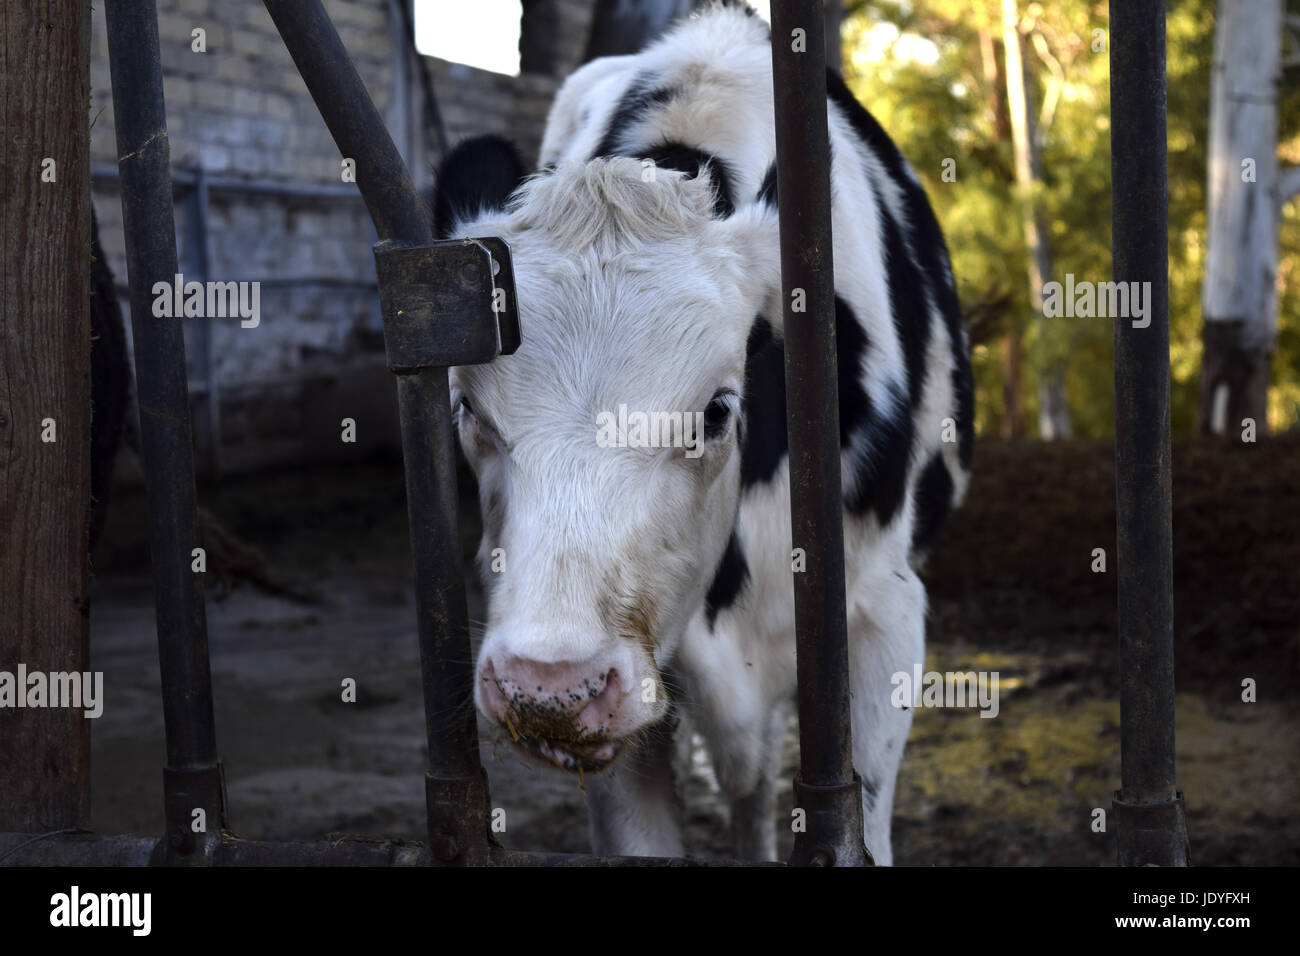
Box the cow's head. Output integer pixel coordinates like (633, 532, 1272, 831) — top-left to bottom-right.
(434, 136, 779, 774)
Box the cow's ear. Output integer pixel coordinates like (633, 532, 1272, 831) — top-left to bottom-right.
(708, 203, 783, 324)
(432, 135, 528, 238)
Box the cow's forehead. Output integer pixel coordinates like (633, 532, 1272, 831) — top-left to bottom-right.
(457, 248, 750, 431)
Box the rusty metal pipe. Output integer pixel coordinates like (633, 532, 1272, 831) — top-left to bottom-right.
(769, 0, 868, 866)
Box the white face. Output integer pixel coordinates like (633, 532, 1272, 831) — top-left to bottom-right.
(453, 161, 777, 774)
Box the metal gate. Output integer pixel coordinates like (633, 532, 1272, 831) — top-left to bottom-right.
(0, 0, 1187, 867)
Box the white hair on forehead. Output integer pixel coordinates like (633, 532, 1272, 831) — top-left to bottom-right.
(506, 157, 719, 256)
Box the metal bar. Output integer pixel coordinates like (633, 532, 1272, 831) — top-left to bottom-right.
(183, 166, 221, 479)
(1108, 0, 1189, 866)
(0, 832, 772, 868)
(261, 0, 489, 865)
(92, 164, 365, 199)
(104, 0, 225, 865)
(769, 0, 868, 866)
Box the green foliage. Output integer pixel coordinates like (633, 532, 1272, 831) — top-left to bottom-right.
(842, 0, 1300, 435)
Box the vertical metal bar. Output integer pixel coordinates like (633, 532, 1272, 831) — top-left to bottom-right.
(1108, 0, 1189, 866)
(769, 0, 868, 867)
(104, 0, 225, 864)
(261, 0, 490, 865)
(186, 167, 222, 479)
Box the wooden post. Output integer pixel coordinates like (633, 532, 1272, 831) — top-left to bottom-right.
(0, 1, 93, 831)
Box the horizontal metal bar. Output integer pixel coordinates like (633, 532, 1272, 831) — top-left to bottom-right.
(92, 165, 364, 200)
(0, 833, 769, 867)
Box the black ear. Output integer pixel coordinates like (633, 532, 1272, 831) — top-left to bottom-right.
(431, 135, 527, 239)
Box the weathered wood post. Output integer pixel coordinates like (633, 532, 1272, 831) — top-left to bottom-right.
(0, 1, 94, 832)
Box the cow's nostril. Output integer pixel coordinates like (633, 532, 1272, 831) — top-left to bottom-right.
(577, 668, 623, 727)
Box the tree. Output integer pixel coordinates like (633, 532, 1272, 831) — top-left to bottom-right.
(1200, 0, 1299, 434)
(1003, 0, 1071, 438)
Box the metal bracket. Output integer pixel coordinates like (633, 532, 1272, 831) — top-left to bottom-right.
(425, 769, 494, 867)
(789, 772, 873, 867)
(1113, 790, 1191, 866)
(373, 237, 521, 372)
(151, 763, 227, 866)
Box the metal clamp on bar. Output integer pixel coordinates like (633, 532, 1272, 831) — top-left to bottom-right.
(789, 773, 873, 867)
(425, 769, 494, 867)
(373, 237, 521, 372)
(151, 765, 227, 866)
(1113, 790, 1190, 867)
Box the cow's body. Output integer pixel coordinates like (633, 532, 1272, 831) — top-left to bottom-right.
(434, 4, 973, 863)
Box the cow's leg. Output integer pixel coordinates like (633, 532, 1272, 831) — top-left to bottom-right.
(846, 563, 926, 867)
(584, 712, 683, 857)
(727, 698, 786, 861)
(677, 621, 779, 860)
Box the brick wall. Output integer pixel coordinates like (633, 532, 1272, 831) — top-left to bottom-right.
(90, 0, 596, 477)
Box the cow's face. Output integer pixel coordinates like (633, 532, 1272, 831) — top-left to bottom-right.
(447, 158, 778, 773)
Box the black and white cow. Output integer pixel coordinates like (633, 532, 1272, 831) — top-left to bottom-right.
(432, 2, 973, 863)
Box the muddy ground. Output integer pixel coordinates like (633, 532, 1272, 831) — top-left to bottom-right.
(87, 434, 1299, 865)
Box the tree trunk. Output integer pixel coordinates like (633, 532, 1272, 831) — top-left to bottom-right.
(1003, 0, 1071, 439)
(0, 0, 93, 831)
(980, 26, 1022, 437)
(1200, 0, 1285, 435)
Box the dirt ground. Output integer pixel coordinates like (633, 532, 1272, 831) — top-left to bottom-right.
(87, 434, 1299, 865)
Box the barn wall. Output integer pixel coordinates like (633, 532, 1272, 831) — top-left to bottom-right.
(88, 0, 597, 477)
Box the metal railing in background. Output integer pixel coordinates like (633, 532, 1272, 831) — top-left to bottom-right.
(90, 164, 382, 479)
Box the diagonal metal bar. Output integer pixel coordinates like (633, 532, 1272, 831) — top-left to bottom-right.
(261, 0, 490, 865)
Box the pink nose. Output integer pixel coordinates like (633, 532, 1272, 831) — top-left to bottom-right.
(478, 655, 626, 742)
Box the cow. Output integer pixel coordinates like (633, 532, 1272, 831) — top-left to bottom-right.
(431, 1, 974, 863)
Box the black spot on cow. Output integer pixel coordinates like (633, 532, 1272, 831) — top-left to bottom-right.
(879, 210, 931, 410)
(835, 296, 871, 447)
(844, 385, 914, 528)
(911, 451, 954, 554)
(826, 67, 974, 468)
(716, 0, 763, 17)
(825, 69, 911, 191)
(636, 142, 736, 217)
(593, 75, 679, 158)
(757, 163, 777, 207)
(705, 529, 750, 629)
(740, 316, 787, 489)
(431, 135, 527, 239)
(740, 300, 883, 506)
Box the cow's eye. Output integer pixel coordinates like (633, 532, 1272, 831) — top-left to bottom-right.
(704, 389, 739, 440)
(456, 396, 474, 421)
